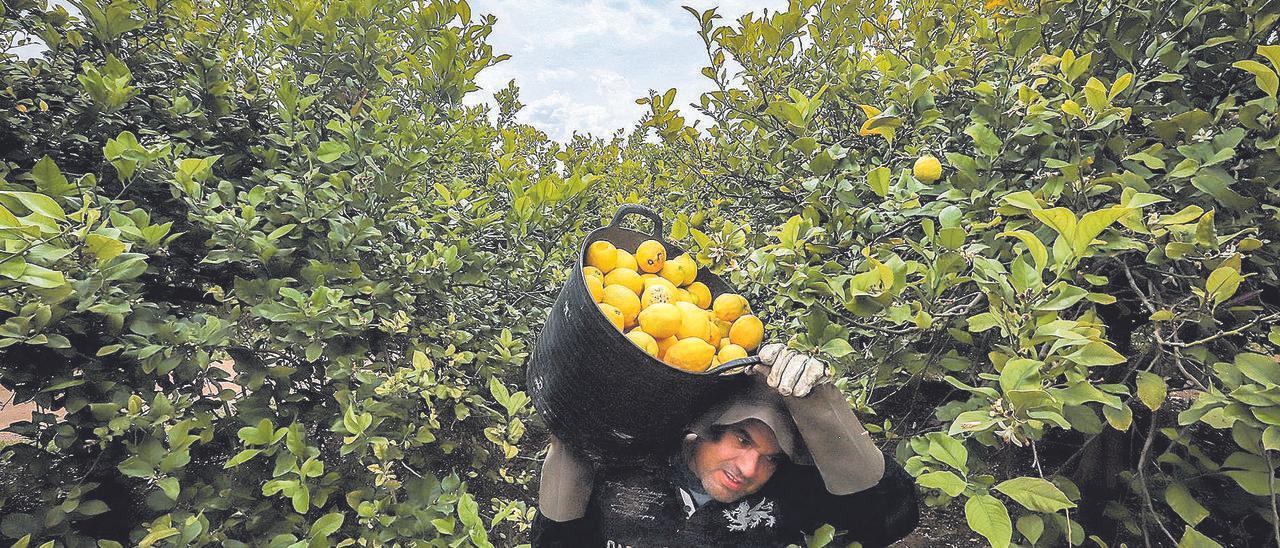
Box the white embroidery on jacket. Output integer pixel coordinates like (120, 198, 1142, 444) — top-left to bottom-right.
(722, 498, 776, 531)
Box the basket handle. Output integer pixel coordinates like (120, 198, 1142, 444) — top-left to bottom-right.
(704, 355, 760, 376)
(609, 204, 664, 238)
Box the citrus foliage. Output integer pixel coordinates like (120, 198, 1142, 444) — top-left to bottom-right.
(640, 0, 1280, 545)
(2, 0, 1280, 546)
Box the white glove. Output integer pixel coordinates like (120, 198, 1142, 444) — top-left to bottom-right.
(753, 343, 828, 398)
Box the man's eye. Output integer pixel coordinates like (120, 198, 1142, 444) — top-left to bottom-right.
(737, 435, 750, 445)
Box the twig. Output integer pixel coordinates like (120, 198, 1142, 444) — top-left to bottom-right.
(1136, 407, 1178, 545)
(1156, 313, 1280, 349)
(1267, 451, 1280, 547)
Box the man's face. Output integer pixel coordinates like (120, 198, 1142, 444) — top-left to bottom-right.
(688, 419, 784, 502)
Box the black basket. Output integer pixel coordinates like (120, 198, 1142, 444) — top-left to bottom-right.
(526, 204, 759, 465)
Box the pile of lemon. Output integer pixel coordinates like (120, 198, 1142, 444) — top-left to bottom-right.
(584, 239, 763, 373)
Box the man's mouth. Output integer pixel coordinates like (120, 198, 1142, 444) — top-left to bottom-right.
(721, 469, 744, 490)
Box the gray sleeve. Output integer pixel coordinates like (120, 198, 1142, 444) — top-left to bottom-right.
(782, 383, 886, 495)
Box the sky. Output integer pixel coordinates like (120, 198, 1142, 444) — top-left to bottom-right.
(8, 0, 788, 142)
(465, 1, 786, 141)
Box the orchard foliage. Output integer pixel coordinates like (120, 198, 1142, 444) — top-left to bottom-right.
(640, 0, 1280, 545)
(3, 0, 1280, 546)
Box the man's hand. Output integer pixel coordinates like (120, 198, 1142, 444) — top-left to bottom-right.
(751, 343, 828, 398)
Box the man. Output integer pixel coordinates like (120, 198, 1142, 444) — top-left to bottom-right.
(531, 343, 920, 547)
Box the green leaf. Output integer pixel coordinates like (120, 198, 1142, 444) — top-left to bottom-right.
(1001, 190, 1041, 210)
(866, 166, 890, 197)
(1164, 482, 1208, 525)
(999, 359, 1042, 393)
(1136, 370, 1168, 411)
(917, 470, 967, 497)
(224, 449, 261, 468)
(1066, 342, 1126, 366)
(309, 512, 344, 538)
(76, 500, 110, 516)
(806, 523, 836, 548)
(157, 477, 180, 500)
(819, 337, 854, 358)
(85, 234, 126, 264)
(926, 432, 968, 474)
(1031, 207, 1077, 243)
(0, 191, 65, 220)
(1236, 353, 1280, 386)
(966, 122, 1003, 158)
(1016, 515, 1044, 544)
(994, 476, 1076, 512)
(1072, 206, 1131, 254)
(267, 224, 296, 240)
(965, 494, 1012, 548)
(1177, 526, 1224, 548)
(1232, 59, 1279, 98)
(1204, 266, 1243, 306)
(999, 230, 1048, 272)
(315, 141, 350, 163)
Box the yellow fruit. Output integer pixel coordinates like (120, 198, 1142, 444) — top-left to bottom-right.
(638, 302, 682, 339)
(615, 248, 639, 271)
(672, 254, 698, 286)
(602, 284, 641, 328)
(625, 329, 659, 356)
(672, 288, 694, 304)
(604, 268, 644, 295)
(640, 284, 674, 309)
(713, 293, 750, 322)
(659, 258, 691, 287)
(597, 303, 624, 331)
(675, 302, 712, 340)
(642, 275, 677, 293)
(913, 154, 942, 183)
(717, 343, 748, 363)
(587, 241, 618, 273)
(585, 275, 605, 303)
(656, 335, 679, 360)
(687, 282, 712, 309)
(704, 317, 721, 346)
(635, 239, 667, 273)
(583, 266, 604, 284)
(717, 338, 732, 351)
(664, 338, 717, 372)
(712, 318, 732, 341)
(729, 314, 764, 351)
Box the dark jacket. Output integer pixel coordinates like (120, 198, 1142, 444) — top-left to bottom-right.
(530, 450, 918, 547)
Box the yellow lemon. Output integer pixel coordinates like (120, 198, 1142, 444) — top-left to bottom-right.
(659, 258, 691, 287)
(729, 314, 764, 351)
(656, 335, 679, 360)
(640, 284, 674, 309)
(687, 282, 712, 309)
(674, 288, 696, 304)
(642, 275, 677, 293)
(583, 266, 604, 284)
(585, 275, 605, 303)
(717, 338, 732, 351)
(597, 303, 624, 331)
(704, 316, 721, 346)
(672, 254, 698, 286)
(635, 239, 667, 273)
(712, 318, 732, 341)
(625, 329, 659, 356)
(717, 343, 748, 363)
(675, 302, 711, 340)
(604, 268, 644, 295)
(913, 154, 942, 183)
(713, 293, 750, 322)
(638, 302, 682, 339)
(615, 248, 639, 271)
(586, 241, 617, 273)
(665, 338, 717, 372)
(602, 284, 641, 329)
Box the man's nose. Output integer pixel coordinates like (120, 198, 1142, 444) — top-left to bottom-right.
(737, 451, 761, 478)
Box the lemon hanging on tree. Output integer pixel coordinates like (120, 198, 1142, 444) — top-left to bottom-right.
(912, 154, 942, 183)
